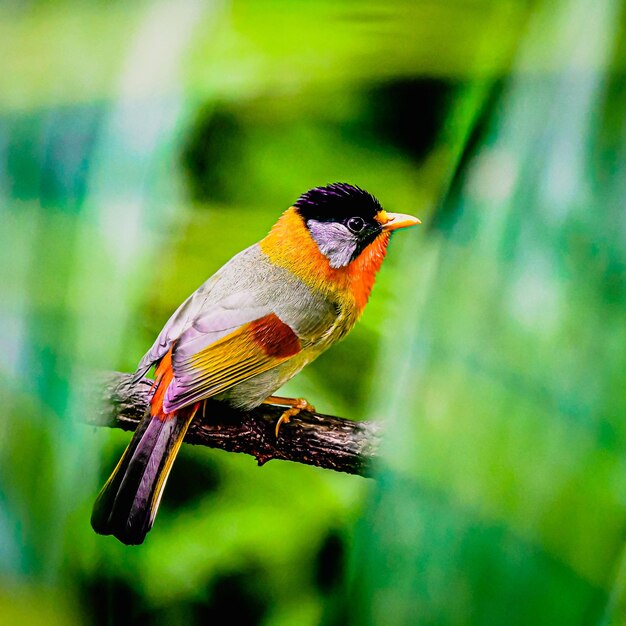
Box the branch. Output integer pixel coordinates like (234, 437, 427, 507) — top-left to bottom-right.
(84, 372, 382, 477)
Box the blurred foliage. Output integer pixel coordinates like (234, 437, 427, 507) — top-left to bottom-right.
(1, 0, 626, 625)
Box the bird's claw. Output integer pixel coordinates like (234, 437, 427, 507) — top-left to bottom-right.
(274, 398, 316, 438)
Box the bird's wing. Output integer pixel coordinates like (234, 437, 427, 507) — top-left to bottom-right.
(162, 303, 305, 412)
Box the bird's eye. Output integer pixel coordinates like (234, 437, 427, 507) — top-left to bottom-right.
(347, 217, 365, 233)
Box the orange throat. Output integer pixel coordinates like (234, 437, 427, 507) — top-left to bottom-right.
(259, 207, 390, 313)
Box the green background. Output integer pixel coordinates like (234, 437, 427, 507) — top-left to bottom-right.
(2, 0, 626, 624)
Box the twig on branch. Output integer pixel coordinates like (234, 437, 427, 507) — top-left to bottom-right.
(84, 372, 382, 477)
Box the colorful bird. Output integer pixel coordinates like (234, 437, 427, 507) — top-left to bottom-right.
(91, 183, 420, 545)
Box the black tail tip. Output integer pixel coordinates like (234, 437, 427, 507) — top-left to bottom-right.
(90, 492, 150, 546)
(90, 517, 149, 546)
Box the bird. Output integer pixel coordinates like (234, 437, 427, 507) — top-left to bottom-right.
(91, 182, 420, 545)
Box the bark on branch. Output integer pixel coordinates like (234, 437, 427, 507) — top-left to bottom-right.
(84, 372, 381, 477)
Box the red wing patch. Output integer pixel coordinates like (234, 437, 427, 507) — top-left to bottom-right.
(249, 313, 301, 358)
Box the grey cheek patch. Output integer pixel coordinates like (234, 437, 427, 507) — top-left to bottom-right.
(307, 220, 358, 268)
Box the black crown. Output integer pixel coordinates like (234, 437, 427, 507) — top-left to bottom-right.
(294, 183, 383, 222)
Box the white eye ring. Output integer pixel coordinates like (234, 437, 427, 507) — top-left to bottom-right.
(347, 216, 365, 233)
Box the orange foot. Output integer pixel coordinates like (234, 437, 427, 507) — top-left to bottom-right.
(263, 396, 316, 438)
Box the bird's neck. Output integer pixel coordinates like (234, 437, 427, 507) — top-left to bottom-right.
(260, 207, 390, 313)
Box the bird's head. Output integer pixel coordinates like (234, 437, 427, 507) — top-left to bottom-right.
(261, 183, 420, 310)
(294, 183, 420, 269)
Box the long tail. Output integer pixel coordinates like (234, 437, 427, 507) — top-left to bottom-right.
(91, 351, 197, 545)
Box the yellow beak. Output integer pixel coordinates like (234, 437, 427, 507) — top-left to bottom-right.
(382, 212, 421, 231)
